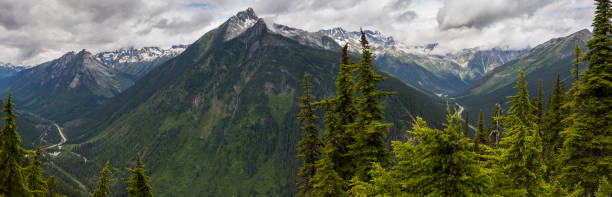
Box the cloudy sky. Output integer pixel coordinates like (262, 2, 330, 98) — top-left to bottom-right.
(0, 0, 596, 65)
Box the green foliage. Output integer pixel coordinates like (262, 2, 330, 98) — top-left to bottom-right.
(495, 70, 546, 196)
(531, 79, 544, 126)
(474, 109, 488, 149)
(296, 74, 323, 197)
(389, 113, 488, 196)
(0, 91, 31, 196)
(561, 0, 612, 195)
(310, 157, 345, 197)
(26, 142, 49, 197)
(92, 161, 112, 197)
(541, 74, 567, 181)
(126, 153, 153, 197)
(348, 30, 394, 182)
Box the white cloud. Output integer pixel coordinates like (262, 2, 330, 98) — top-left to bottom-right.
(0, 0, 596, 65)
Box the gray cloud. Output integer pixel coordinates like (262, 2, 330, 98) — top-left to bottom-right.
(436, 0, 555, 30)
(0, 0, 595, 65)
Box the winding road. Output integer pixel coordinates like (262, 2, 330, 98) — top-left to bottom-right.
(43, 123, 66, 150)
(455, 103, 477, 131)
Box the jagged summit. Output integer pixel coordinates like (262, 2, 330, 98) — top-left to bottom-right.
(95, 45, 188, 68)
(319, 27, 437, 55)
(223, 8, 262, 41)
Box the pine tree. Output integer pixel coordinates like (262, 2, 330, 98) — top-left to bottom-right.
(541, 74, 567, 181)
(296, 74, 323, 197)
(126, 153, 153, 197)
(347, 29, 394, 182)
(572, 44, 583, 85)
(313, 44, 360, 181)
(531, 79, 544, 127)
(474, 109, 488, 149)
(463, 111, 469, 137)
(93, 161, 113, 197)
(389, 109, 488, 196)
(310, 156, 345, 197)
(496, 70, 546, 196)
(561, 0, 612, 195)
(0, 90, 31, 196)
(26, 142, 48, 197)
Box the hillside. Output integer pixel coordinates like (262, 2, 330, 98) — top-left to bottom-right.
(57, 8, 447, 196)
(455, 29, 592, 119)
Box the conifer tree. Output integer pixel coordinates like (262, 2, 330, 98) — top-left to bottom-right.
(541, 74, 567, 181)
(474, 109, 488, 148)
(561, 0, 612, 194)
(572, 44, 583, 85)
(126, 153, 152, 197)
(463, 111, 469, 137)
(347, 29, 394, 182)
(388, 110, 488, 196)
(496, 70, 546, 196)
(531, 79, 544, 127)
(296, 74, 323, 197)
(93, 161, 113, 197)
(0, 90, 31, 196)
(310, 156, 345, 197)
(26, 142, 48, 196)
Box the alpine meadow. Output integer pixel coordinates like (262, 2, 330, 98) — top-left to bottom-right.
(0, 0, 610, 196)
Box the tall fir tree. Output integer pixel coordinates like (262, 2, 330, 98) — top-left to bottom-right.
(26, 142, 48, 197)
(541, 74, 567, 181)
(463, 111, 469, 137)
(126, 153, 153, 197)
(474, 109, 488, 148)
(572, 44, 584, 85)
(384, 109, 488, 196)
(561, 0, 612, 195)
(496, 70, 546, 196)
(531, 79, 544, 127)
(0, 90, 31, 196)
(93, 161, 113, 197)
(347, 29, 394, 182)
(296, 74, 323, 197)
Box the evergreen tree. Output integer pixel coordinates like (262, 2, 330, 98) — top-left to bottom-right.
(388, 110, 488, 196)
(347, 29, 394, 182)
(93, 161, 113, 197)
(541, 74, 567, 181)
(310, 156, 345, 197)
(572, 44, 583, 85)
(474, 109, 488, 149)
(561, 0, 612, 195)
(126, 153, 153, 197)
(463, 111, 469, 137)
(313, 44, 359, 180)
(26, 142, 48, 197)
(0, 90, 31, 196)
(496, 70, 546, 196)
(531, 79, 544, 127)
(296, 74, 323, 197)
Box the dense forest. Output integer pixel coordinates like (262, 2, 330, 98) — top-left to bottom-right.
(0, 0, 610, 196)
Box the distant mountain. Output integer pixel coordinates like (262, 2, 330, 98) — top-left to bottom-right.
(62, 8, 446, 197)
(0, 50, 134, 122)
(319, 27, 526, 93)
(0, 62, 27, 79)
(95, 45, 188, 78)
(456, 29, 592, 118)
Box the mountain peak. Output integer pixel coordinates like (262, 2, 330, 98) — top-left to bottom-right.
(236, 7, 258, 21)
(223, 8, 262, 41)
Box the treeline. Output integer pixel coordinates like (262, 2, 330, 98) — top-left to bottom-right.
(0, 90, 154, 196)
(295, 1, 611, 196)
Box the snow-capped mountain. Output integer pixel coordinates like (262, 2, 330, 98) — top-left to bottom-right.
(95, 45, 188, 68)
(0, 62, 27, 79)
(319, 27, 437, 55)
(222, 8, 337, 50)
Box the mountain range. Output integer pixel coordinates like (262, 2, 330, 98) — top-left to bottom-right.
(0, 7, 592, 197)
